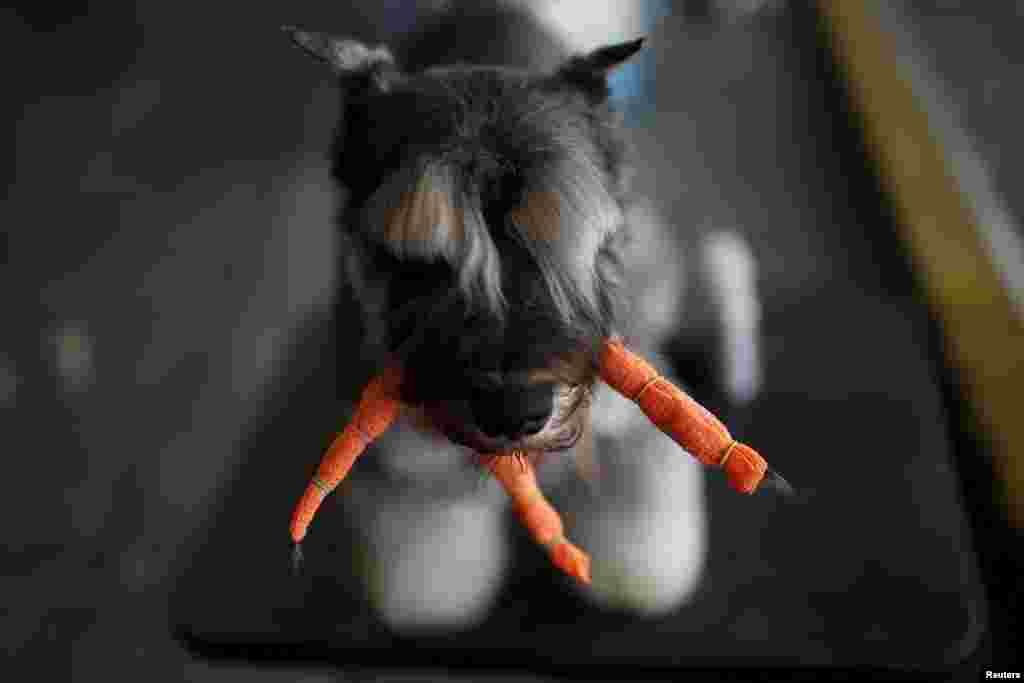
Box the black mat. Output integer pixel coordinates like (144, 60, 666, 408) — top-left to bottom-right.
(171, 7, 987, 679)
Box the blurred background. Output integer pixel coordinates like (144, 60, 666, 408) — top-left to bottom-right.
(4, 0, 1022, 680)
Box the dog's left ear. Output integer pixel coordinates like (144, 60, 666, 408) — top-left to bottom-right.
(556, 38, 645, 100)
(283, 25, 398, 92)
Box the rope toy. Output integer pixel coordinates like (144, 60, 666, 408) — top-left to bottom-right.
(289, 338, 787, 583)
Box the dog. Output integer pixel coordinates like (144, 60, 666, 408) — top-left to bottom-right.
(288, 30, 637, 455)
(284, 3, 761, 629)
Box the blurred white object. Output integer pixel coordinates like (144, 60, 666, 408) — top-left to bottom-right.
(350, 426, 508, 632)
(376, 413, 473, 481)
(580, 369, 706, 615)
(353, 489, 508, 632)
(525, 0, 649, 51)
(700, 230, 762, 404)
(626, 201, 686, 347)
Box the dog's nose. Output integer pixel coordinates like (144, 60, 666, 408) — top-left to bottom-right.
(471, 384, 554, 440)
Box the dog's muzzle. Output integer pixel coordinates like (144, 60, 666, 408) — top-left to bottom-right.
(470, 382, 555, 441)
(426, 382, 587, 454)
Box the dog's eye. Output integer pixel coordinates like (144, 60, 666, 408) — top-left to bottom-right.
(483, 171, 524, 208)
(482, 173, 527, 237)
(504, 173, 526, 205)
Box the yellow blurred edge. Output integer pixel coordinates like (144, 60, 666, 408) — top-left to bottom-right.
(817, 1, 1024, 529)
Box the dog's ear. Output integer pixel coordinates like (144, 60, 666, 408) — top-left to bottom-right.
(283, 26, 398, 92)
(556, 38, 645, 100)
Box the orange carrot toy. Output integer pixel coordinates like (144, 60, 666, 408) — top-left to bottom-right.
(289, 364, 404, 546)
(484, 452, 592, 584)
(290, 338, 787, 583)
(599, 338, 769, 494)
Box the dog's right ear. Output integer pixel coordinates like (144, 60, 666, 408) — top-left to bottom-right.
(283, 26, 398, 92)
(555, 38, 645, 102)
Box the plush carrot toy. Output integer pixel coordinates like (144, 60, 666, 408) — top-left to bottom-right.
(289, 364, 404, 546)
(290, 338, 787, 583)
(484, 452, 592, 584)
(599, 338, 769, 494)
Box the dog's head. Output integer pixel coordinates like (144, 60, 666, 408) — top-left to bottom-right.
(288, 26, 642, 454)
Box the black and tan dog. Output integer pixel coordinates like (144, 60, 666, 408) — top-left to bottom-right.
(287, 31, 640, 461)
(284, 3, 760, 627)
